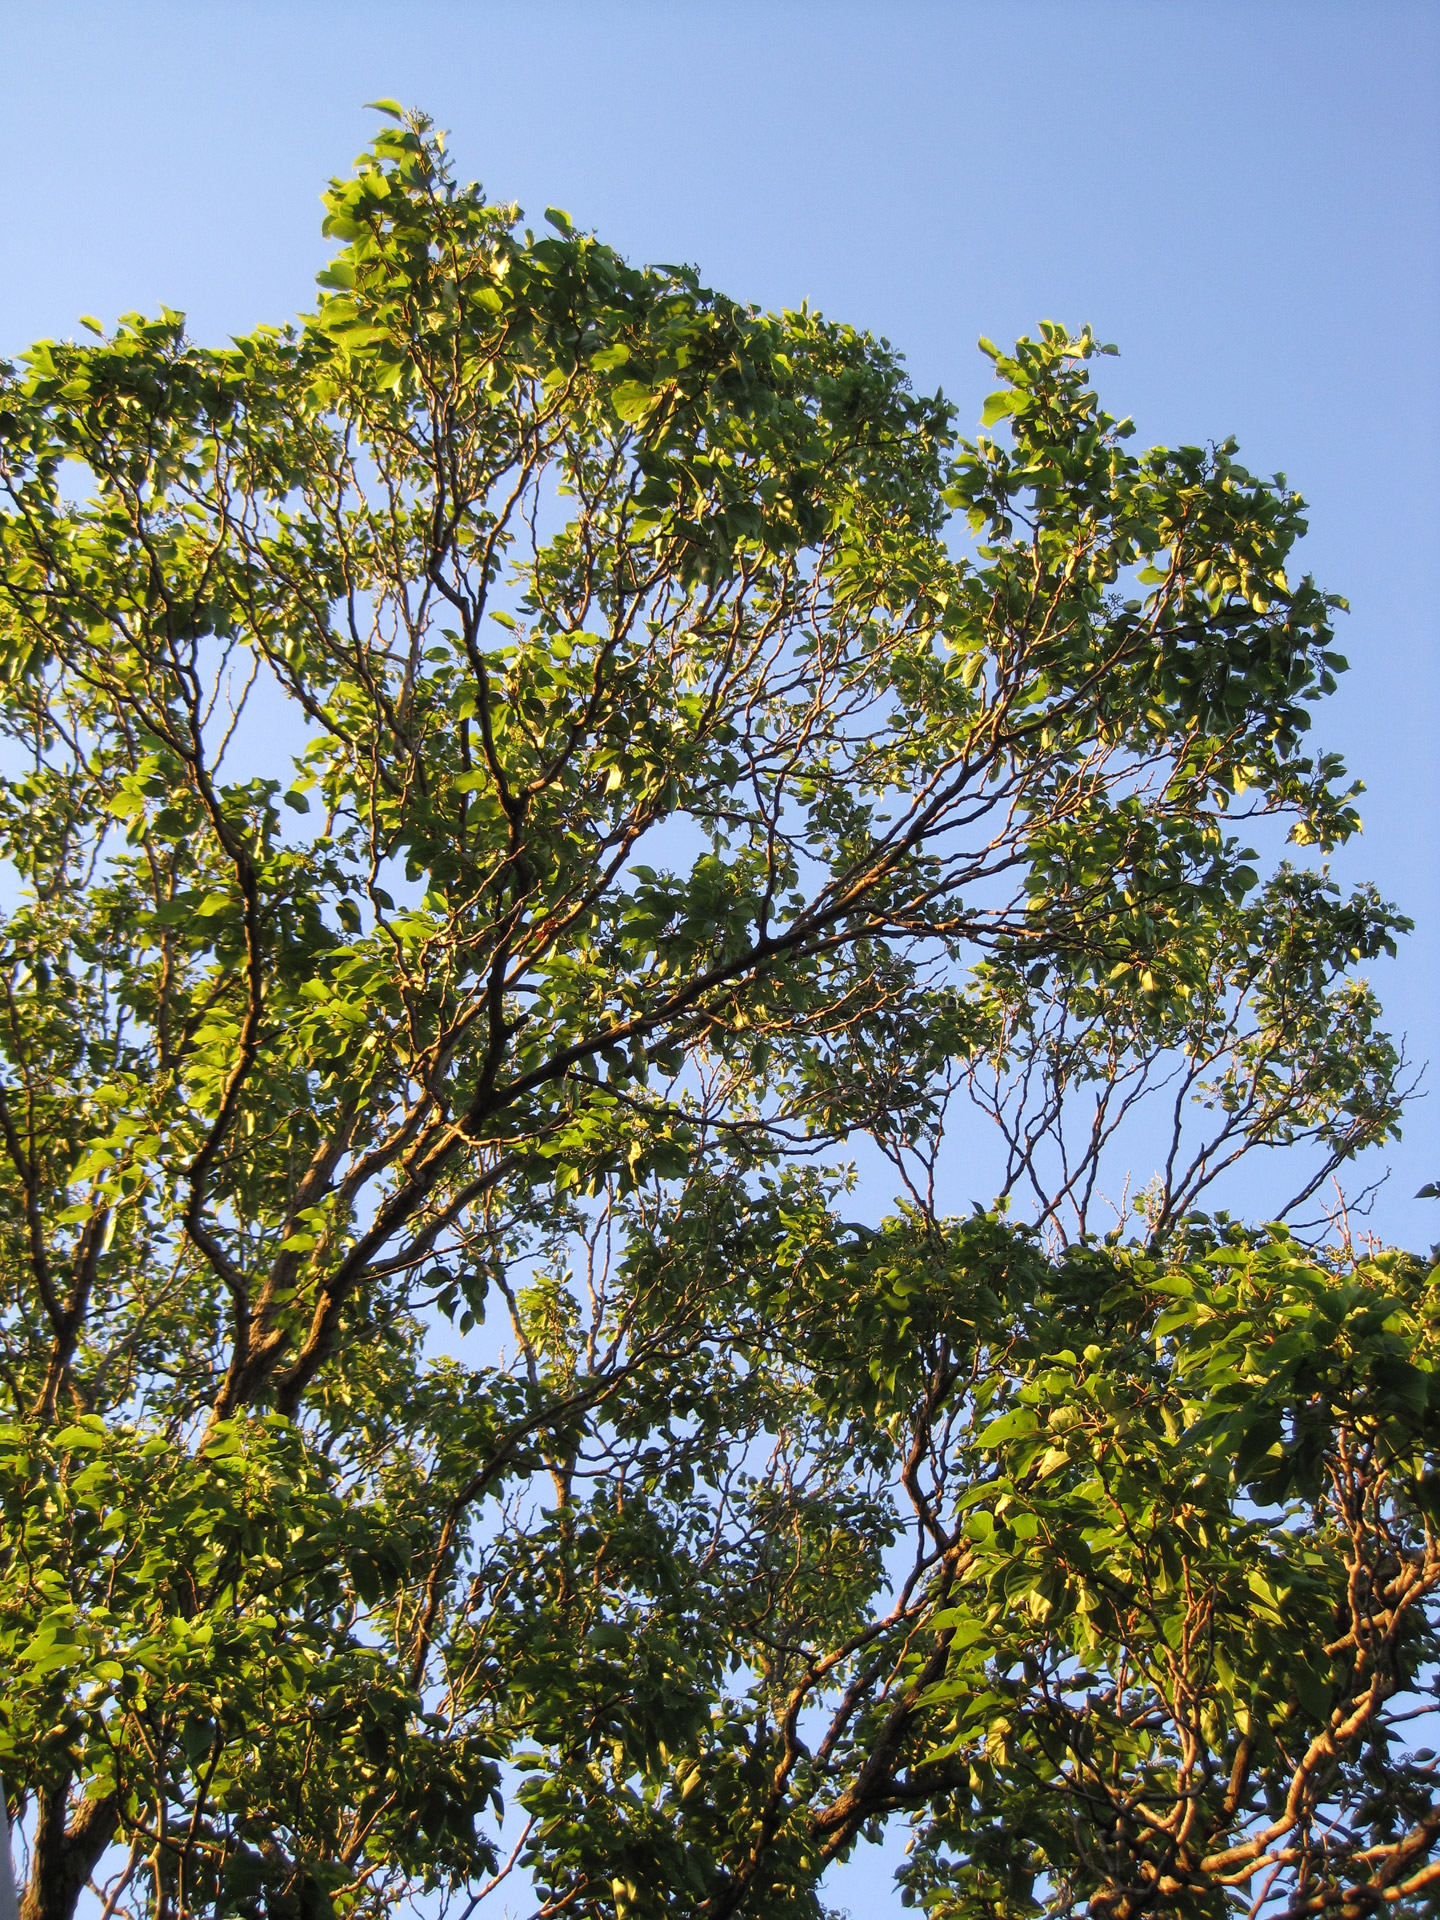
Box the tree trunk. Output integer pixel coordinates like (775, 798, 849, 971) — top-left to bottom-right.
(0, 1781, 20, 1920)
(19, 1787, 118, 1920)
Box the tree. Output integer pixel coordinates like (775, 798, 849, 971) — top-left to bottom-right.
(0, 108, 1424, 1920)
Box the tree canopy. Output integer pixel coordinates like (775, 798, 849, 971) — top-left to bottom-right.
(0, 110, 1431, 1920)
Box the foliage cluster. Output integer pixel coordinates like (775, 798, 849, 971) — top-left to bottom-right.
(0, 109, 1429, 1920)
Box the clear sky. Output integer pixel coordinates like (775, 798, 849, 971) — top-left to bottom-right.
(3, 2, 1437, 1898)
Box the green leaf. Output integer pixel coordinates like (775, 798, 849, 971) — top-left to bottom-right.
(611, 381, 656, 423)
(980, 390, 1020, 427)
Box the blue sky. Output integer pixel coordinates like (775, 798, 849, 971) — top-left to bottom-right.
(2, 4, 1437, 1894)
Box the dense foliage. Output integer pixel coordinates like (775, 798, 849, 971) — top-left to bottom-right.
(0, 109, 1428, 1920)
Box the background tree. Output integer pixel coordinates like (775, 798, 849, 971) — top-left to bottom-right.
(0, 110, 1422, 1920)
